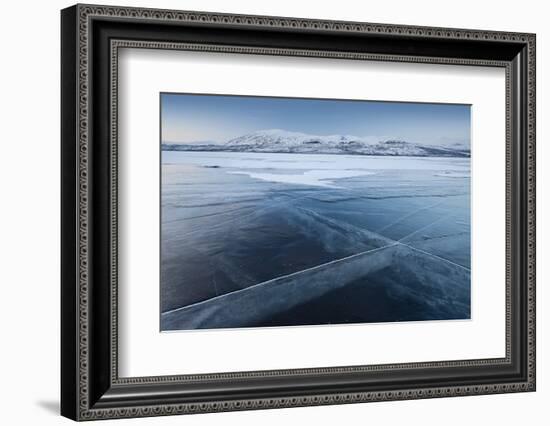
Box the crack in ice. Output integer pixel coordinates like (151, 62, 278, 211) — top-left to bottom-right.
(162, 242, 400, 316)
(375, 199, 447, 234)
(396, 242, 470, 272)
(397, 212, 460, 243)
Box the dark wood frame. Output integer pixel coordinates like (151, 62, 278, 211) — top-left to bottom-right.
(61, 4, 536, 421)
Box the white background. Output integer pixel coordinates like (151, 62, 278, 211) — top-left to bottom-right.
(0, 0, 547, 425)
(119, 49, 506, 376)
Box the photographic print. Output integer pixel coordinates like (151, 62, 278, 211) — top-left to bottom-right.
(160, 93, 471, 331)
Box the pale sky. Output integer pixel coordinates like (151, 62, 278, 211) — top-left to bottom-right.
(161, 93, 471, 147)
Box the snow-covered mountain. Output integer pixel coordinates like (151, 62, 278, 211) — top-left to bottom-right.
(163, 129, 470, 157)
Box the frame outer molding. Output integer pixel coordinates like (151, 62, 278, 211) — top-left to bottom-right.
(61, 3, 536, 421)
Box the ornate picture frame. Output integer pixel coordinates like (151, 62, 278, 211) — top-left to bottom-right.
(61, 4, 535, 421)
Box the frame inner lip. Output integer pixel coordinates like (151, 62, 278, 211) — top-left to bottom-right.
(109, 39, 513, 385)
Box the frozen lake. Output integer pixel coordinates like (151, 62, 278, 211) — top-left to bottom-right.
(160, 151, 471, 330)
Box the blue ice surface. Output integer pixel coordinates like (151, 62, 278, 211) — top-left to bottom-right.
(160, 151, 471, 330)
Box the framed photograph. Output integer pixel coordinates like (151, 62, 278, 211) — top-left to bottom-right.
(61, 4, 536, 421)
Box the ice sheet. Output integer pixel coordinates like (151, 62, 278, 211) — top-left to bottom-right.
(227, 169, 376, 188)
(160, 151, 471, 329)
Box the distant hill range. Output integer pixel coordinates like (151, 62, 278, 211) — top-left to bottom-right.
(162, 129, 470, 158)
